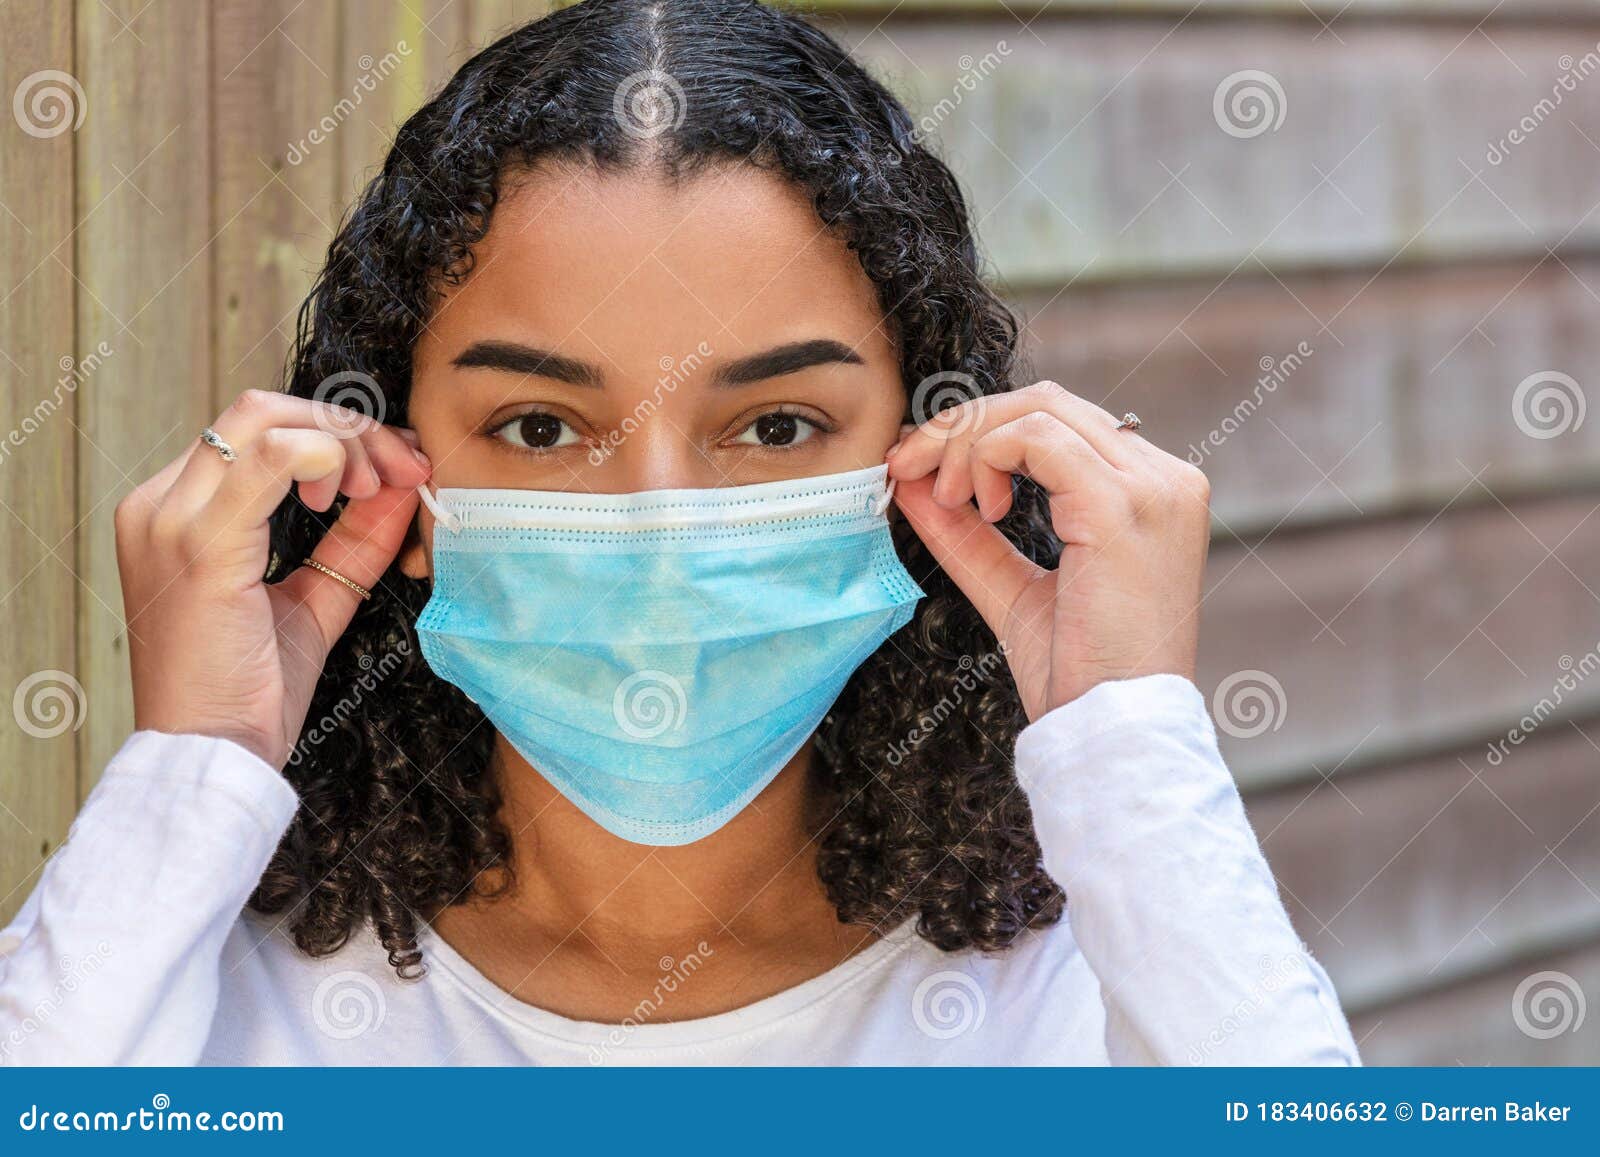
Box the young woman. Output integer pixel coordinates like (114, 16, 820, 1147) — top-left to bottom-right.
(0, 0, 1357, 1065)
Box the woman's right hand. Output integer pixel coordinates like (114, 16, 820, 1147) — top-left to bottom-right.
(114, 390, 432, 770)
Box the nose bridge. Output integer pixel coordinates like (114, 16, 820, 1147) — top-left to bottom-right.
(607, 374, 721, 493)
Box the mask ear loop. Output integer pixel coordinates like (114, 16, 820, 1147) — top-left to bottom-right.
(870, 477, 897, 518)
(416, 482, 463, 534)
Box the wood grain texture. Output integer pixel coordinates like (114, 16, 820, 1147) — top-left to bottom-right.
(1348, 937, 1600, 1064)
(0, 0, 1591, 1064)
(808, 1, 1592, 15)
(1202, 492, 1600, 789)
(0, 0, 79, 924)
(842, 20, 1600, 285)
(335, 0, 475, 207)
(213, 0, 341, 409)
(1021, 258, 1600, 535)
(73, 0, 216, 789)
(1247, 719, 1600, 1012)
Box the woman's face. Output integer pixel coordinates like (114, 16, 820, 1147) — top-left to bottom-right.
(402, 160, 905, 572)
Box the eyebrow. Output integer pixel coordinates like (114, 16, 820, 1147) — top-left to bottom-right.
(712, 339, 864, 387)
(452, 341, 603, 387)
(451, 338, 863, 389)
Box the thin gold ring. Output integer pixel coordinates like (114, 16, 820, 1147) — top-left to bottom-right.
(300, 557, 372, 601)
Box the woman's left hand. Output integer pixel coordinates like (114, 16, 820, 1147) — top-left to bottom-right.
(886, 381, 1212, 722)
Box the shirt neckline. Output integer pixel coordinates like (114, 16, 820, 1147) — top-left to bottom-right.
(416, 917, 924, 1053)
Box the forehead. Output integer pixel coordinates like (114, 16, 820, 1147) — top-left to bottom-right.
(419, 161, 891, 366)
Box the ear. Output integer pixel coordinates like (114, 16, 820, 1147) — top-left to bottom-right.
(398, 514, 430, 581)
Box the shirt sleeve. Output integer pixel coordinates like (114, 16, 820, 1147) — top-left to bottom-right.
(1014, 673, 1360, 1066)
(0, 731, 299, 1065)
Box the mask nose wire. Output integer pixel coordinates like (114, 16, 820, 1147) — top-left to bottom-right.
(416, 481, 463, 534)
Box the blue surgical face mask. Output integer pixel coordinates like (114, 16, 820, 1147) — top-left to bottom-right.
(413, 463, 924, 846)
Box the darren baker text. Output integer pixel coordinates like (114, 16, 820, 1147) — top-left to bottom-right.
(1421, 1102, 1570, 1123)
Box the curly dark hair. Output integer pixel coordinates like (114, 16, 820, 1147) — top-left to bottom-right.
(254, 0, 1064, 977)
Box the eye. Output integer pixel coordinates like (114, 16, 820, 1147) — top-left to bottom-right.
(491, 410, 581, 451)
(731, 409, 823, 448)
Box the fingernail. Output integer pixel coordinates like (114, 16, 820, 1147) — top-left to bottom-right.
(884, 442, 900, 460)
(412, 447, 431, 471)
(396, 427, 421, 446)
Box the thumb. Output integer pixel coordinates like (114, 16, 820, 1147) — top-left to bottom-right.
(893, 474, 1043, 641)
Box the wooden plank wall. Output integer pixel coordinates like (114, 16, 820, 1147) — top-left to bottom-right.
(1, 0, 1596, 1064)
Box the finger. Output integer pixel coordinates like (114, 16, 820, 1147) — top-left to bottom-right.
(970, 413, 1128, 530)
(193, 427, 349, 543)
(889, 382, 1141, 486)
(165, 392, 423, 516)
(277, 483, 421, 648)
(894, 474, 1045, 640)
(339, 435, 381, 501)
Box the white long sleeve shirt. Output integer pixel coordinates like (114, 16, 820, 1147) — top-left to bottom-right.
(0, 674, 1358, 1065)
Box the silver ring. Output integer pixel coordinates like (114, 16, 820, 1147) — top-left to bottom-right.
(1116, 411, 1142, 432)
(199, 426, 237, 462)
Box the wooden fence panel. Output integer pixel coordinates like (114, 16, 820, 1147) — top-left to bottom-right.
(1247, 720, 1600, 1011)
(845, 20, 1600, 286)
(73, 0, 217, 790)
(0, 0, 79, 922)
